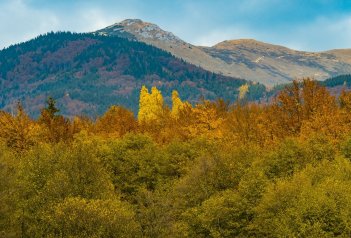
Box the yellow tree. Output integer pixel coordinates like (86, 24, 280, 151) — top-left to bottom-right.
(138, 86, 164, 122)
(150, 86, 164, 118)
(238, 84, 249, 100)
(171, 90, 184, 118)
(138, 86, 150, 122)
(188, 100, 226, 138)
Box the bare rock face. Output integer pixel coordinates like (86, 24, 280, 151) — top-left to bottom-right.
(96, 19, 351, 87)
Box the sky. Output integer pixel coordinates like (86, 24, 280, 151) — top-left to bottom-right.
(1, 0, 351, 51)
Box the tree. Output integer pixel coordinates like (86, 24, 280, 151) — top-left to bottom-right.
(183, 190, 251, 237)
(238, 83, 249, 100)
(254, 158, 351, 237)
(171, 90, 185, 118)
(138, 86, 150, 122)
(0, 102, 38, 151)
(138, 86, 165, 122)
(45, 197, 141, 237)
(273, 80, 302, 135)
(340, 90, 351, 111)
(38, 97, 72, 143)
(12, 136, 118, 237)
(45, 96, 60, 118)
(95, 106, 137, 137)
(273, 78, 336, 136)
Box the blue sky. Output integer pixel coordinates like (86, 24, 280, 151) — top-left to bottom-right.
(1, 0, 351, 51)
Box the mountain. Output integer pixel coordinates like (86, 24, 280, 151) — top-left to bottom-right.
(0, 32, 261, 118)
(2, 19, 351, 118)
(96, 19, 230, 82)
(97, 19, 351, 87)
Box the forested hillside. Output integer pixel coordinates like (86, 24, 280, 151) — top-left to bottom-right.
(2, 79, 351, 237)
(265, 74, 351, 100)
(0, 32, 265, 118)
(321, 74, 351, 87)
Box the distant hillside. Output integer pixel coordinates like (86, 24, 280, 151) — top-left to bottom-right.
(97, 19, 351, 87)
(0, 32, 263, 118)
(320, 74, 351, 87)
(265, 74, 351, 100)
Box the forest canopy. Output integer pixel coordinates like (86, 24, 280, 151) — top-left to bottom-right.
(1, 78, 351, 237)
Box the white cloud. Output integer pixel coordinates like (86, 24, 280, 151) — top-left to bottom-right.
(280, 15, 351, 51)
(0, 0, 351, 51)
(0, 0, 134, 48)
(190, 15, 351, 51)
(78, 9, 117, 32)
(0, 0, 60, 48)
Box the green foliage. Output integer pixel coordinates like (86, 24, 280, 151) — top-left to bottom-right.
(45, 197, 140, 237)
(321, 74, 351, 88)
(1, 79, 351, 237)
(183, 190, 249, 238)
(253, 158, 351, 237)
(0, 31, 255, 118)
(341, 136, 351, 159)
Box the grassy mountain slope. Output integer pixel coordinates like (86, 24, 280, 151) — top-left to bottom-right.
(97, 19, 351, 87)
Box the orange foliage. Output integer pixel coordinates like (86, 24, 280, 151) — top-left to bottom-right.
(2, 78, 351, 148)
(95, 106, 137, 137)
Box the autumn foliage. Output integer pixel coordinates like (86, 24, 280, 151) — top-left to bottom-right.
(1, 78, 351, 237)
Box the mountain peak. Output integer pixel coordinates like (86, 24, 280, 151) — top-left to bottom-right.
(97, 19, 184, 45)
(119, 19, 144, 25)
(213, 39, 294, 52)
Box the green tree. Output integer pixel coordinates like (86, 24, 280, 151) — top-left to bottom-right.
(254, 158, 351, 237)
(45, 197, 140, 237)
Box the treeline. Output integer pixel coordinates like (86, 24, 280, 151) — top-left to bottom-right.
(2, 79, 351, 237)
(321, 74, 351, 87)
(267, 74, 351, 98)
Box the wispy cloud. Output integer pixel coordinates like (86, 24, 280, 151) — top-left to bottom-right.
(0, 0, 133, 48)
(0, 0, 59, 48)
(291, 16, 351, 51)
(1, 0, 351, 51)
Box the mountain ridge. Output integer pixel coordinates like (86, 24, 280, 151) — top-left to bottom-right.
(96, 19, 351, 86)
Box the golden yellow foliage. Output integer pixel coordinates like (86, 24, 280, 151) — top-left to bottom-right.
(138, 85, 165, 122)
(171, 90, 184, 118)
(238, 83, 249, 100)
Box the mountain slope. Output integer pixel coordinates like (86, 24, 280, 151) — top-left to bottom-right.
(97, 19, 351, 87)
(0, 32, 257, 118)
(203, 39, 351, 85)
(96, 19, 231, 82)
